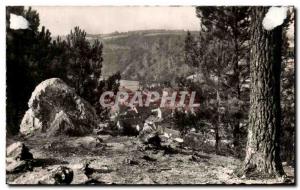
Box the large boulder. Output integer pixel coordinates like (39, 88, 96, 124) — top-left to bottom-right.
(20, 78, 98, 137)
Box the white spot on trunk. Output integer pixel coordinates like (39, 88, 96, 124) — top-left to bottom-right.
(262, 7, 288, 31)
(9, 14, 29, 30)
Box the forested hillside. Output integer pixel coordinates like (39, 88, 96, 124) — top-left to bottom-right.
(88, 30, 197, 83)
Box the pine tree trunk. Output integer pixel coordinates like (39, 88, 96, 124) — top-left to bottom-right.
(233, 37, 241, 152)
(232, 9, 241, 151)
(243, 7, 285, 177)
(215, 81, 221, 154)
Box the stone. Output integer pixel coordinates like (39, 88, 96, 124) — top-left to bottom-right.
(66, 136, 100, 149)
(52, 166, 74, 184)
(117, 120, 140, 136)
(36, 166, 74, 184)
(139, 121, 161, 147)
(123, 158, 139, 165)
(6, 142, 34, 174)
(6, 160, 33, 173)
(6, 142, 33, 161)
(137, 174, 154, 184)
(20, 78, 98, 137)
(142, 155, 157, 162)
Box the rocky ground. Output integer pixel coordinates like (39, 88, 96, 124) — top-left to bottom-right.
(6, 134, 295, 185)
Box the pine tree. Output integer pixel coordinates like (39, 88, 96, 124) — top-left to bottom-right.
(184, 31, 199, 68)
(65, 26, 103, 102)
(196, 7, 251, 153)
(243, 7, 285, 177)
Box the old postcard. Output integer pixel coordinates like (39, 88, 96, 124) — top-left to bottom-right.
(6, 6, 295, 185)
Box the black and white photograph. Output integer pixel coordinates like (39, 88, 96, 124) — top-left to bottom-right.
(5, 5, 296, 185)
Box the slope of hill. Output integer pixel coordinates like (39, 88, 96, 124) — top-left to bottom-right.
(88, 30, 198, 84)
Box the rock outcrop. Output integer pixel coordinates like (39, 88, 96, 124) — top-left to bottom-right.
(20, 78, 98, 137)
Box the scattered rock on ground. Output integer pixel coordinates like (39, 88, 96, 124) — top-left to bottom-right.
(6, 134, 295, 184)
(6, 142, 34, 173)
(52, 166, 74, 184)
(136, 174, 155, 184)
(6, 160, 33, 174)
(6, 142, 33, 160)
(80, 159, 114, 184)
(140, 131, 161, 148)
(106, 142, 126, 151)
(117, 120, 140, 136)
(142, 155, 157, 162)
(37, 166, 74, 185)
(190, 152, 211, 162)
(123, 158, 139, 165)
(66, 136, 101, 149)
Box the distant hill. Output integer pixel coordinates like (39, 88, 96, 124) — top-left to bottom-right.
(87, 30, 199, 84)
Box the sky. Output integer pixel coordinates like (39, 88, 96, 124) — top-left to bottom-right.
(32, 6, 200, 36)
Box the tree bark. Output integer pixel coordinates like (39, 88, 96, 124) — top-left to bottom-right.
(233, 36, 241, 152)
(232, 8, 241, 151)
(243, 7, 285, 177)
(215, 88, 220, 154)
